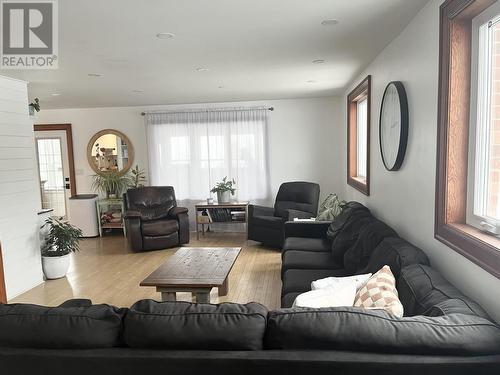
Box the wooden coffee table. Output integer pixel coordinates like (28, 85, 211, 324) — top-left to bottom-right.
(140, 247, 241, 303)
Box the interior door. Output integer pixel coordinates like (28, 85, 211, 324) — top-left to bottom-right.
(35, 130, 72, 219)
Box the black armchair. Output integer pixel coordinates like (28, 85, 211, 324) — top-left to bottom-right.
(123, 186, 189, 251)
(248, 181, 320, 248)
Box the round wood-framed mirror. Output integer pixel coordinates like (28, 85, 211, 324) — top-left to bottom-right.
(87, 129, 134, 175)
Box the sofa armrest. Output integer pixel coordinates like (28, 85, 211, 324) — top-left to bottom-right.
(285, 209, 315, 221)
(123, 210, 142, 220)
(58, 299, 92, 308)
(284, 221, 331, 239)
(168, 206, 189, 219)
(124, 212, 143, 251)
(248, 204, 274, 217)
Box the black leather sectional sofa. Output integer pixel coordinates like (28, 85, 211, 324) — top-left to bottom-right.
(0, 297, 499, 374)
(1, 201, 499, 374)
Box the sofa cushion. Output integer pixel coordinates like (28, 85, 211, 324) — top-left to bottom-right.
(0, 302, 124, 349)
(125, 186, 177, 221)
(293, 283, 357, 308)
(265, 307, 500, 355)
(360, 237, 429, 278)
(250, 215, 283, 230)
(281, 292, 302, 308)
(343, 220, 398, 273)
(311, 273, 372, 290)
(141, 219, 179, 236)
(282, 251, 342, 275)
(283, 237, 331, 253)
(398, 264, 490, 319)
(354, 266, 403, 318)
(282, 269, 351, 295)
(123, 300, 267, 350)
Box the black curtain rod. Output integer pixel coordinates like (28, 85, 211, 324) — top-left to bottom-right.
(141, 107, 274, 116)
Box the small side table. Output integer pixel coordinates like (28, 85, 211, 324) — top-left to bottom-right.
(96, 198, 126, 237)
(194, 202, 249, 240)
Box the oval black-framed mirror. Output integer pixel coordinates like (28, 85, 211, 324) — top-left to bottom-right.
(379, 81, 409, 171)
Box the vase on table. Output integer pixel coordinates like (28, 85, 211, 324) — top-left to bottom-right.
(217, 191, 231, 203)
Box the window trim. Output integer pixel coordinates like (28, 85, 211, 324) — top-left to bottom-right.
(347, 75, 371, 196)
(467, 3, 500, 230)
(435, 0, 500, 279)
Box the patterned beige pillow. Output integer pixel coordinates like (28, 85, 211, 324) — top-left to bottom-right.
(354, 265, 404, 317)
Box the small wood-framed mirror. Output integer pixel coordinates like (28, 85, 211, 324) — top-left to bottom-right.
(87, 129, 134, 175)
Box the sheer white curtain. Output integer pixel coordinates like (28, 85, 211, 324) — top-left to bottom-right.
(146, 107, 270, 219)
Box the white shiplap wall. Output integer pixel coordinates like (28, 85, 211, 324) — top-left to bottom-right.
(0, 75, 43, 299)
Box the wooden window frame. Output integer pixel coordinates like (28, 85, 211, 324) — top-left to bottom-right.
(435, 0, 500, 279)
(347, 75, 371, 195)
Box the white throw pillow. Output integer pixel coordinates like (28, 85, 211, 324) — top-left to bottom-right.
(293, 282, 357, 308)
(311, 273, 372, 291)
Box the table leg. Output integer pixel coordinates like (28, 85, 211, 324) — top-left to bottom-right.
(196, 221, 199, 240)
(218, 277, 229, 296)
(195, 291, 211, 303)
(161, 292, 176, 302)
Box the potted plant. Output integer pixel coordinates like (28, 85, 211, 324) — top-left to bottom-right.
(91, 171, 132, 198)
(210, 176, 236, 203)
(41, 218, 83, 279)
(28, 98, 40, 116)
(129, 164, 147, 188)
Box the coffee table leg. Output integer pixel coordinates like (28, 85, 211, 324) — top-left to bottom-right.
(195, 291, 210, 303)
(218, 277, 229, 296)
(161, 292, 176, 302)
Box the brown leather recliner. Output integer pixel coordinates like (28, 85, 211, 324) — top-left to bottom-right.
(123, 186, 189, 251)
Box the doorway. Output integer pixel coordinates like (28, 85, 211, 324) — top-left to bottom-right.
(34, 124, 76, 219)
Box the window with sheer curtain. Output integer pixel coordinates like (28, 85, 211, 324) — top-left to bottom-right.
(145, 108, 270, 204)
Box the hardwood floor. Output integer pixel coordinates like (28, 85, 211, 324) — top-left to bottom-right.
(10, 232, 283, 309)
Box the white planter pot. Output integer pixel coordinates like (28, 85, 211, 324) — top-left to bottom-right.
(217, 191, 231, 203)
(42, 254, 70, 279)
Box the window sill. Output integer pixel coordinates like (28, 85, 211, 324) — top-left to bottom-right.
(450, 223, 500, 248)
(435, 222, 500, 279)
(347, 176, 369, 196)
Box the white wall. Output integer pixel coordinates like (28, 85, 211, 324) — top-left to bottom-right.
(0, 75, 44, 299)
(36, 96, 343, 205)
(341, 0, 500, 323)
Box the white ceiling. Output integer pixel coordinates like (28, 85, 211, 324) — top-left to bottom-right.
(2, 0, 429, 109)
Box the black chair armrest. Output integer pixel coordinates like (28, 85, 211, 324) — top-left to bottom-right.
(248, 204, 274, 217)
(284, 220, 331, 239)
(123, 210, 142, 220)
(168, 206, 189, 219)
(284, 209, 316, 221)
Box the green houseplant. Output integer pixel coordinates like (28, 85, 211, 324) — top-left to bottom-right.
(28, 98, 40, 116)
(91, 171, 132, 198)
(129, 164, 147, 188)
(210, 176, 236, 203)
(41, 217, 83, 279)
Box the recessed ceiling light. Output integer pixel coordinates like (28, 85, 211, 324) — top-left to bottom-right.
(321, 19, 339, 26)
(307, 80, 317, 83)
(51, 93, 61, 96)
(196, 67, 209, 72)
(132, 89, 143, 93)
(312, 59, 325, 64)
(156, 32, 175, 39)
(88, 73, 102, 77)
